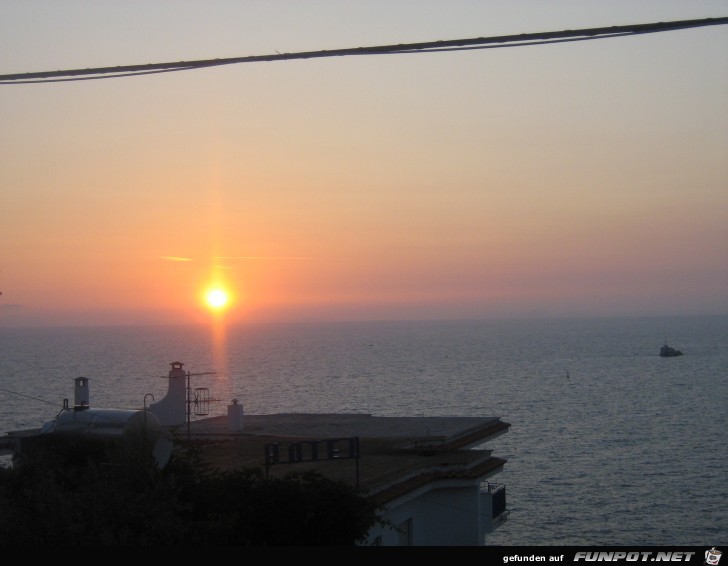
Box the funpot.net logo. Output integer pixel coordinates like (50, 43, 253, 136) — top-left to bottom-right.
(573, 552, 697, 562)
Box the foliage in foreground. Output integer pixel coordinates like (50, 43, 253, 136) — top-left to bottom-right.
(0, 437, 379, 546)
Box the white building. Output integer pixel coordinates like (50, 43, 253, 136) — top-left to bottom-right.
(3, 362, 511, 546)
(184, 411, 511, 546)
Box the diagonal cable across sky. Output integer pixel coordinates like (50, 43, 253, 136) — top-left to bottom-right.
(1, 17, 726, 84)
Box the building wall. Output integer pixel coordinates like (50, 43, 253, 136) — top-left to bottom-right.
(363, 479, 488, 546)
(418, 483, 482, 545)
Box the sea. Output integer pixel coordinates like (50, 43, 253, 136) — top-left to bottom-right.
(0, 315, 726, 546)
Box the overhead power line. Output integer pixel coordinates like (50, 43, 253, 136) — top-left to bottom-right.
(1, 17, 726, 84)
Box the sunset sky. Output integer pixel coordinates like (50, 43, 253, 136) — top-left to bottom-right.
(1, 1, 727, 326)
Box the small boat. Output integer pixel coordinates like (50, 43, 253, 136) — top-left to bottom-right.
(659, 343, 683, 357)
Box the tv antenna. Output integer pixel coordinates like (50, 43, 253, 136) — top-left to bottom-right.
(184, 370, 221, 443)
(157, 365, 221, 443)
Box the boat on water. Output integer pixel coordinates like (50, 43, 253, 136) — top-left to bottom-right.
(659, 343, 683, 357)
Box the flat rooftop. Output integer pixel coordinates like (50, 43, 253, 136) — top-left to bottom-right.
(174, 413, 510, 504)
(184, 412, 506, 443)
(3, 412, 510, 505)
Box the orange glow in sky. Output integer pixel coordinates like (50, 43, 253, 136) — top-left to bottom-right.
(0, 3, 726, 327)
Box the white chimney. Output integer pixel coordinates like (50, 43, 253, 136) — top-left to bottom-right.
(74, 377, 90, 409)
(228, 398, 244, 432)
(149, 362, 188, 426)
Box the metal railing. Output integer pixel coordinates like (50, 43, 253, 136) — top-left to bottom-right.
(480, 481, 507, 519)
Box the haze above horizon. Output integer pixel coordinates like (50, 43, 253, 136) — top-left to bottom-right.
(1, 2, 726, 327)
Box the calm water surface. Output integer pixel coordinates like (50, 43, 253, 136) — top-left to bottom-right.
(1, 315, 726, 545)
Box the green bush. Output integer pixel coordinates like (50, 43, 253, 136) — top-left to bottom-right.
(0, 438, 378, 546)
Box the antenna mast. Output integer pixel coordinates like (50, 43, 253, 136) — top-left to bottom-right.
(184, 370, 219, 443)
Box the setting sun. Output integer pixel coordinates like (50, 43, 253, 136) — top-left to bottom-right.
(205, 288, 229, 310)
